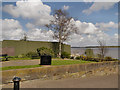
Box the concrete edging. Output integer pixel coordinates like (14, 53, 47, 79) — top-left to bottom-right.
(2, 61, 118, 84)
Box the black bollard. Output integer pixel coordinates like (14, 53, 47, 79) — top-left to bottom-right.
(13, 77, 21, 90)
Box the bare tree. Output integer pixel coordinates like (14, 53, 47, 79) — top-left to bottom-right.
(45, 9, 78, 58)
(97, 40, 108, 59)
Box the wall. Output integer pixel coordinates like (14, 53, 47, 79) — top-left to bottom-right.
(1, 40, 71, 56)
(2, 61, 118, 84)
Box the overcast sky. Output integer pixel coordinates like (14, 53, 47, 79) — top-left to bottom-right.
(1, 0, 118, 47)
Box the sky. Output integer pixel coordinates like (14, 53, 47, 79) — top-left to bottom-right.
(1, 0, 119, 47)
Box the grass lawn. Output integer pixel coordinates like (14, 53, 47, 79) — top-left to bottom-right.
(1, 60, 95, 71)
(52, 60, 94, 65)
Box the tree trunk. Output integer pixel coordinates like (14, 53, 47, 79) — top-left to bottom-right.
(58, 27, 62, 58)
(58, 41, 62, 58)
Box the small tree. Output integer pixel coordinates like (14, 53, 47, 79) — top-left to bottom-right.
(45, 9, 78, 58)
(97, 40, 108, 59)
(20, 33, 28, 41)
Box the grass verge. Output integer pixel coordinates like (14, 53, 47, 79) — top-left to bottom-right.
(1, 60, 95, 71)
(2, 65, 41, 71)
(52, 60, 94, 65)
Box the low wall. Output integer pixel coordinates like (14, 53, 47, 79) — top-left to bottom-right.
(2, 61, 118, 84)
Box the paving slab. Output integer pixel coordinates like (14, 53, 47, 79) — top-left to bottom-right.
(2, 74, 118, 88)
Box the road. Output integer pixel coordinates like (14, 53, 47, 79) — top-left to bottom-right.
(2, 74, 118, 88)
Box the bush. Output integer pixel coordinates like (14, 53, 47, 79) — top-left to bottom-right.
(18, 54, 26, 58)
(70, 56, 74, 59)
(85, 49, 94, 57)
(104, 56, 113, 61)
(75, 56, 80, 60)
(97, 54, 103, 59)
(61, 52, 70, 59)
(77, 55, 99, 62)
(26, 52, 39, 59)
(112, 59, 119, 61)
(37, 47, 54, 57)
(79, 55, 86, 60)
(85, 56, 99, 62)
(7, 56, 18, 58)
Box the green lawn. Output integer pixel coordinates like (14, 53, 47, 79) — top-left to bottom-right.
(52, 60, 94, 65)
(1, 60, 95, 71)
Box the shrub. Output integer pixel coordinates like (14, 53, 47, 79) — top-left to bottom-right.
(112, 59, 119, 61)
(37, 47, 54, 57)
(70, 56, 74, 59)
(75, 56, 80, 60)
(26, 52, 39, 59)
(18, 54, 26, 58)
(85, 56, 91, 61)
(79, 55, 86, 60)
(104, 56, 113, 61)
(85, 49, 94, 57)
(61, 52, 70, 59)
(97, 54, 103, 59)
(79, 55, 100, 62)
(86, 56, 99, 62)
(7, 56, 18, 58)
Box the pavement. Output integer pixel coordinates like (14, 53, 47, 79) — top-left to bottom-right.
(1, 59, 40, 67)
(1, 59, 119, 88)
(2, 74, 118, 88)
(1, 59, 72, 67)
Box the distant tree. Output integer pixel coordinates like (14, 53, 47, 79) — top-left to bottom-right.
(97, 40, 108, 59)
(20, 33, 28, 41)
(45, 9, 78, 58)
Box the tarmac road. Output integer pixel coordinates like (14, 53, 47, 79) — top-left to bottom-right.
(2, 74, 118, 88)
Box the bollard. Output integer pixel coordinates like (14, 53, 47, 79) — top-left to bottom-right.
(13, 77, 21, 90)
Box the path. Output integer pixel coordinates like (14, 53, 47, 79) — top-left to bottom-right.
(1, 59, 40, 67)
(1, 59, 72, 67)
(2, 74, 118, 88)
